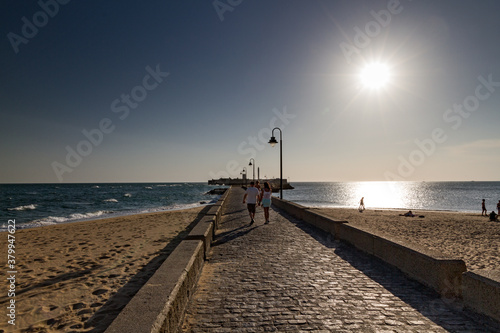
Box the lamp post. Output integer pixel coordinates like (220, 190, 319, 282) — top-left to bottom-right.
(268, 127, 283, 199)
(241, 167, 247, 187)
(248, 158, 255, 182)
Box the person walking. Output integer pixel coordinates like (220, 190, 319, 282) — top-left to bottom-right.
(482, 199, 487, 216)
(255, 180, 261, 192)
(358, 197, 365, 212)
(259, 181, 273, 224)
(243, 181, 260, 225)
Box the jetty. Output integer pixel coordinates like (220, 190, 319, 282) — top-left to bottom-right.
(208, 177, 294, 192)
(105, 187, 499, 332)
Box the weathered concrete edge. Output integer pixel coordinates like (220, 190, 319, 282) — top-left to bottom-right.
(104, 240, 204, 333)
(463, 270, 500, 322)
(271, 197, 348, 236)
(105, 187, 230, 333)
(185, 215, 215, 259)
(271, 197, 466, 298)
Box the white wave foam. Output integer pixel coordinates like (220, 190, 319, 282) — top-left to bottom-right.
(8, 204, 37, 211)
(123, 193, 132, 197)
(27, 210, 111, 227)
(104, 198, 118, 203)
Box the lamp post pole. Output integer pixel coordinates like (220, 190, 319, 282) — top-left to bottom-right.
(268, 127, 283, 199)
(249, 158, 255, 182)
(242, 167, 247, 187)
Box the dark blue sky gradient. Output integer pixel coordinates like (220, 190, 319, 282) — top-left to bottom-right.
(1, 0, 500, 182)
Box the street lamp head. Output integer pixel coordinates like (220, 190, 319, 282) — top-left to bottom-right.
(249, 161, 252, 166)
(268, 136, 278, 147)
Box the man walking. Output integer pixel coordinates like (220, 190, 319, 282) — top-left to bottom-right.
(243, 181, 260, 225)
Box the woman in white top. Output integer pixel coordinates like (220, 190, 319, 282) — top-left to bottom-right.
(259, 181, 273, 224)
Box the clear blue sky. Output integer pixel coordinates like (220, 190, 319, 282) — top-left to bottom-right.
(1, 0, 499, 183)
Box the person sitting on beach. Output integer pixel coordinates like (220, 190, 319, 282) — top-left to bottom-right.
(400, 210, 416, 217)
(489, 211, 498, 222)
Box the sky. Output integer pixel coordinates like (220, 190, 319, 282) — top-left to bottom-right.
(1, 0, 499, 183)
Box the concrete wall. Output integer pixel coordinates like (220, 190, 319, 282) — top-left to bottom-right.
(105, 187, 229, 333)
(463, 270, 500, 322)
(104, 240, 205, 333)
(271, 197, 347, 236)
(272, 196, 500, 322)
(370, 233, 465, 298)
(271, 197, 466, 298)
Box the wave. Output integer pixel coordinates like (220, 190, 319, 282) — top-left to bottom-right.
(123, 193, 132, 197)
(25, 210, 113, 228)
(103, 198, 118, 203)
(7, 204, 37, 211)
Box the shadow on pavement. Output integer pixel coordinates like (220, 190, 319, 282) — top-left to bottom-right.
(273, 207, 500, 333)
(212, 224, 260, 246)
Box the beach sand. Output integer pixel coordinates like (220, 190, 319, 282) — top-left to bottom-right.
(314, 207, 500, 271)
(0, 206, 207, 333)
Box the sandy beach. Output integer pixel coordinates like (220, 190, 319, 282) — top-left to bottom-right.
(314, 207, 500, 271)
(0, 206, 206, 333)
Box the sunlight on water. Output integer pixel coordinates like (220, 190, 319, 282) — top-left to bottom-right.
(285, 181, 500, 212)
(352, 181, 407, 209)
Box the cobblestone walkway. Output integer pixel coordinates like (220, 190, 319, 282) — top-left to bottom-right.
(181, 187, 498, 332)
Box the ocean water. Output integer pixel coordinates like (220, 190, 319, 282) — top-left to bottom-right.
(2, 181, 499, 231)
(1, 183, 223, 231)
(282, 181, 500, 213)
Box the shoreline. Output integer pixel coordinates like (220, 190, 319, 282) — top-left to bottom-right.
(0, 205, 207, 332)
(3, 200, 214, 232)
(292, 202, 482, 214)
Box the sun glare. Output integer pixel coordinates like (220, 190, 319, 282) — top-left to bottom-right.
(360, 63, 390, 89)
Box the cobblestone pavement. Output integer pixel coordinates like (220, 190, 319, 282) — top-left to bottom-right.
(181, 187, 499, 332)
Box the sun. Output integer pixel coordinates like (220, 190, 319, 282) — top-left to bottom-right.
(360, 63, 390, 89)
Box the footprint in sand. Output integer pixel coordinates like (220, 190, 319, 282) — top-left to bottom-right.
(92, 288, 108, 296)
(77, 308, 93, 315)
(71, 303, 86, 310)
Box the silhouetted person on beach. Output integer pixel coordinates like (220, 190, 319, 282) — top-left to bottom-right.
(358, 197, 365, 212)
(482, 199, 487, 216)
(259, 181, 272, 224)
(497, 200, 500, 216)
(489, 211, 498, 222)
(243, 181, 260, 225)
(402, 210, 416, 217)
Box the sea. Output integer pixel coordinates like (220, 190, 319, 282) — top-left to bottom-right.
(283, 181, 500, 213)
(2, 181, 499, 231)
(1, 183, 222, 232)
